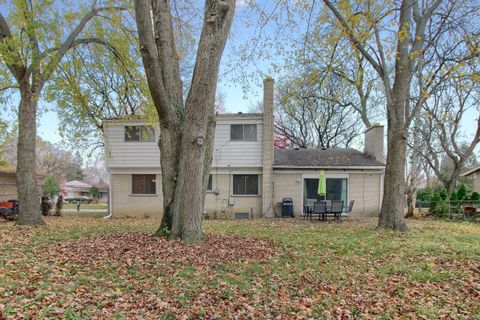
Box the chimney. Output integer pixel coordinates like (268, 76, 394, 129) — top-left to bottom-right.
(262, 77, 274, 217)
(364, 124, 384, 163)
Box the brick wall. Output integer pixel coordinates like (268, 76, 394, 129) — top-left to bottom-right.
(273, 171, 383, 217)
(112, 173, 263, 219)
(0, 174, 17, 201)
(262, 77, 275, 217)
(273, 172, 303, 217)
(349, 173, 382, 216)
(473, 172, 480, 194)
(111, 174, 163, 218)
(204, 173, 262, 219)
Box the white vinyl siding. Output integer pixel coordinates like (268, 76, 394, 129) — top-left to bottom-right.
(104, 117, 263, 169)
(104, 122, 160, 168)
(213, 120, 263, 167)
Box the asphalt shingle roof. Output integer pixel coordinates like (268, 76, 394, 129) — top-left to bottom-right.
(273, 148, 385, 168)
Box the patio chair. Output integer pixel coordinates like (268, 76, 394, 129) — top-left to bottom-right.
(330, 200, 344, 221)
(313, 201, 327, 221)
(347, 200, 355, 214)
(303, 198, 316, 219)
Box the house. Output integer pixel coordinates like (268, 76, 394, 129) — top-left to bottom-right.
(0, 164, 45, 201)
(104, 78, 385, 219)
(62, 180, 109, 202)
(460, 166, 480, 193)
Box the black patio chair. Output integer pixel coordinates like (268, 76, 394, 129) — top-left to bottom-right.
(303, 198, 316, 219)
(330, 200, 344, 221)
(313, 201, 327, 221)
(347, 200, 355, 214)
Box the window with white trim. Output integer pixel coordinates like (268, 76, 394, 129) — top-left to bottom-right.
(230, 124, 257, 141)
(124, 126, 155, 142)
(233, 174, 258, 195)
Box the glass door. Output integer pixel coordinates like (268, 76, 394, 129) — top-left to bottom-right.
(304, 178, 348, 211)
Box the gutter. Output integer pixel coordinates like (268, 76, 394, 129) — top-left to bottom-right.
(103, 170, 113, 219)
(273, 165, 386, 170)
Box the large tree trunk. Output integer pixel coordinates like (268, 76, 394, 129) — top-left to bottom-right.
(135, 0, 235, 242)
(155, 123, 181, 236)
(378, 112, 408, 231)
(16, 81, 44, 225)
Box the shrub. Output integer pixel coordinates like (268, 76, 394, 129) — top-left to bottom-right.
(417, 187, 434, 201)
(470, 192, 480, 201)
(456, 184, 467, 201)
(432, 203, 448, 218)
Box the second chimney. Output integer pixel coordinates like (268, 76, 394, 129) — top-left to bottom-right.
(364, 124, 384, 163)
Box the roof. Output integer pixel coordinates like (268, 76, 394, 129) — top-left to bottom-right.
(0, 164, 16, 175)
(273, 148, 385, 168)
(93, 183, 109, 191)
(104, 112, 263, 124)
(64, 180, 92, 188)
(0, 164, 46, 177)
(216, 112, 263, 119)
(460, 165, 480, 177)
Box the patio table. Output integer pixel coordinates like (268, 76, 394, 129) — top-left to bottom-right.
(303, 203, 332, 220)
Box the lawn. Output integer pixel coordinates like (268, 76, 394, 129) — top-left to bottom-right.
(63, 203, 108, 210)
(0, 217, 479, 319)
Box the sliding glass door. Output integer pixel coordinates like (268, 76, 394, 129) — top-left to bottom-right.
(304, 178, 348, 210)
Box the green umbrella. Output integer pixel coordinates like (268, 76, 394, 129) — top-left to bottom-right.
(317, 170, 326, 199)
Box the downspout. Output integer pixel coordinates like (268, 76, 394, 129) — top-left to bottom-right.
(103, 170, 113, 219)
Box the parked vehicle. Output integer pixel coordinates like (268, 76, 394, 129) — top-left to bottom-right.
(0, 200, 19, 221)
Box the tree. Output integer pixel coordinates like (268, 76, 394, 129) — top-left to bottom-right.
(46, 26, 151, 155)
(0, 118, 11, 167)
(419, 76, 480, 198)
(0, 0, 127, 225)
(3, 136, 85, 181)
(134, 0, 236, 241)
(43, 176, 60, 198)
(322, 0, 445, 231)
(90, 186, 100, 198)
(275, 69, 363, 149)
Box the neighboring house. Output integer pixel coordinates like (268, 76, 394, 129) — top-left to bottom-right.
(62, 180, 109, 203)
(0, 164, 45, 201)
(460, 166, 480, 193)
(104, 78, 385, 219)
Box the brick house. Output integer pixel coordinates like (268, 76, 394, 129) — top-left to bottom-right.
(104, 78, 385, 219)
(460, 166, 480, 193)
(0, 165, 45, 201)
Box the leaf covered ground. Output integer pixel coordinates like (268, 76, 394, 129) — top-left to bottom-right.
(0, 217, 479, 319)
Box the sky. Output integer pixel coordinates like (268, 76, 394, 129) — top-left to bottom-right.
(3, 0, 480, 158)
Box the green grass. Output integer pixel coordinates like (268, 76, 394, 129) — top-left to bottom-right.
(0, 217, 479, 318)
(63, 203, 108, 210)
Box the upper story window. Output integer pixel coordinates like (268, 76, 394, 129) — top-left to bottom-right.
(124, 126, 155, 142)
(230, 124, 257, 141)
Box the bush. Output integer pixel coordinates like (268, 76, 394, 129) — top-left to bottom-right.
(456, 184, 467, 201)
(417, 187, 434, 201)
(432, 203, 448, 218)
(470, 192, 480, 201)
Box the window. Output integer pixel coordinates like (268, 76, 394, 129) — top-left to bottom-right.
(207, 174, 213, 191)
(304, 178, 348, 211)
(233, 174, 258, 195)
(132, 174, 156, 194)
(230, 124, 257, 141)
(125, 126, 155, 142)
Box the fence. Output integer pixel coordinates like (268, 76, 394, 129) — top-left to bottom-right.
(415, 200, 480, 219)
